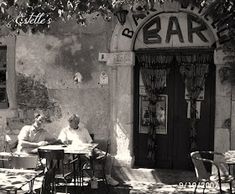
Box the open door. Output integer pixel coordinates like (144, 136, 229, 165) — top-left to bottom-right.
(134, 50, 215, 170)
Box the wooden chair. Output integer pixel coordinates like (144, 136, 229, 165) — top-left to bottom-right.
(38, 149, 73, 194)
(191, 151, 234, 194)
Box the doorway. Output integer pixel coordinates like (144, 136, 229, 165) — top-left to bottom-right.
(133, 50, 215, 170)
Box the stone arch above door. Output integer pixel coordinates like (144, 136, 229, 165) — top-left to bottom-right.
(110, 2, 218, 52)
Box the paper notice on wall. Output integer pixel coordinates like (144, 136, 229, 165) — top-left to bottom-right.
(187, 101, 201, 119)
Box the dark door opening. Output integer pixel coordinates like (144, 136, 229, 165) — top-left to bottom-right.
(133, 50, 215, 170)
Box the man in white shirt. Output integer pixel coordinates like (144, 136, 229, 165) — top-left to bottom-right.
(17, 113, 56, 154)
(58, 119, 92, 145)
(58, 114, 119, 186)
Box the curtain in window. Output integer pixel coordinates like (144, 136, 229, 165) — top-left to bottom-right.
(179, 63, 209, 151)
(177, 54, 212, 151)
(137, 54, 173, 161)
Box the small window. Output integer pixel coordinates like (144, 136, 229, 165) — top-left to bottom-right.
(0, 46, 8, 109)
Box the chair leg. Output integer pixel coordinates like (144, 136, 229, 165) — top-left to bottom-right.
(64, 179, 68, 194)
(102, 166, 109, 193)
(194, 181, 198, 194)
(229, 182, 232, 194)
(219, 182, 223, 194)
(28, 179, 35, 194)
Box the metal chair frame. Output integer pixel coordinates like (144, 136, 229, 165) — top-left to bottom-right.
(191, 151, 234, 194)
(82, 140, 110, 192)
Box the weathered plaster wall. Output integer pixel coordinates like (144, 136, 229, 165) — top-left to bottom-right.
(107, 52, 135, 166)
(214, 49, 233, 153)
(3, 17, 115, 149)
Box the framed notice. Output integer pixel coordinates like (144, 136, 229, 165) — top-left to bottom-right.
(155, 95, 168, 135)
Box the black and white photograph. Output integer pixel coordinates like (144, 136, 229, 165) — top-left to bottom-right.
(0, 0, 235, 194)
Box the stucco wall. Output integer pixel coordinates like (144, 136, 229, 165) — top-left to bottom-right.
(214, 50, 231, 152)
(3, 17, 115, 149)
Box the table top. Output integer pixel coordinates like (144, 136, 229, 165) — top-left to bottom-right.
(224, 150, 235, 164)
(38, 143, 98, 155)
(0, 168, 41, 191)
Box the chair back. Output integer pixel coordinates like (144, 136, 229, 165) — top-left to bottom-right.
(38, 149, 64, 161)
(191, 151, 210, 180)
(38, 149, 64, 169)
(9, 155, 39, 169)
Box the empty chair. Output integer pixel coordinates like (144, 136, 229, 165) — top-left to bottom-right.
(191, 151, 234, 194)
(9, 154, 39, 169)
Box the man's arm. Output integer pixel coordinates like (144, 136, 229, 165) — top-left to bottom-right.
(19, 140, 47, 148)
(17, 126, 48, 150)
(83, 127, 93, 143)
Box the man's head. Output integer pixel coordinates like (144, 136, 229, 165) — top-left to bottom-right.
(68, 114, 80, 129)
(33, 113, 46, 129)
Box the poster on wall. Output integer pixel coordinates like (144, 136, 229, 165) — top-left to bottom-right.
(139, 95, 150, 134)
(155, 95, 168, 135)
(139, 94, 168, 134)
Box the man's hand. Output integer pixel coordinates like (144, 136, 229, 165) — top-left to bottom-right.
(37, 141, 49, 146)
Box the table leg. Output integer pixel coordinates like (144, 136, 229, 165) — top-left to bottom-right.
(72, 155, 77, 186)
(90, 156, 94, 177)
(79, 156, 82, 187)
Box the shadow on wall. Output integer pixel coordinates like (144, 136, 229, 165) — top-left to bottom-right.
(49, 34, 103, 83)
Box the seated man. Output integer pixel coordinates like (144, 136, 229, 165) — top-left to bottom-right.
(58, 114, 119, 186)
(17, 113, 57, 154)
